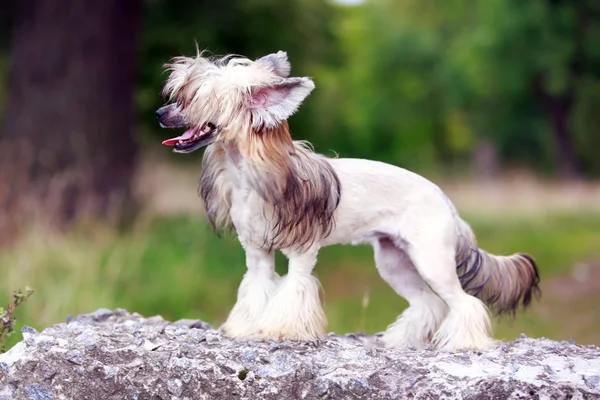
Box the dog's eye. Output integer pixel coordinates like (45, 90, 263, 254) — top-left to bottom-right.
(203, 122, 216, 133)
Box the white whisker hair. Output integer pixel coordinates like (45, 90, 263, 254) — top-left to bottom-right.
(157, 49, 541, 351)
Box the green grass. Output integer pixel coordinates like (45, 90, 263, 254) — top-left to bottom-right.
(1, 211, 599, 350)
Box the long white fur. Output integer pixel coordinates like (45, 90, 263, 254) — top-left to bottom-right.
(160, 50, 539, 351)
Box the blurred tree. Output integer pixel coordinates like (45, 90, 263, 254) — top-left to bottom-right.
(316, 1, 469, 171)
(454, 0, 600, 179)
(320, 0, 600, 178)
(532, 0, 600, 178)
(0, 0, 141, 242)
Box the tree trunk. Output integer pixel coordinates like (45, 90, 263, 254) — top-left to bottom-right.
(543, 95, 579, 180)
(533, 70, 580, 181)
(0, 0, 141, 243)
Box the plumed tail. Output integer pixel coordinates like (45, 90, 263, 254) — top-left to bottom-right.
(455, 221, 541, 316)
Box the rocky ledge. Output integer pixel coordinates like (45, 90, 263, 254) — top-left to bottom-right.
(0, 309, 599, 399)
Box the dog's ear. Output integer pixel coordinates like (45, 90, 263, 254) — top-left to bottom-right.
(256, 51, 291, 78)
(248, 77, 315, 128)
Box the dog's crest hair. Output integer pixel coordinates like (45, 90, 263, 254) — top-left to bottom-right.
(162, 50, 315, 131)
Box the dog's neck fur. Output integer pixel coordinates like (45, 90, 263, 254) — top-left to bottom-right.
(199, 121, 342, 250)
(221, 140, 242, 168)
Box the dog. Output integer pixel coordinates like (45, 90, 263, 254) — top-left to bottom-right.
(156, 50, 540, 351)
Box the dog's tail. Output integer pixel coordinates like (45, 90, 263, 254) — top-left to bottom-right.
(455, 219, 541, 316)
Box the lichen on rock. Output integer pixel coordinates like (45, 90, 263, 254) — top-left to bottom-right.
(0, 309, 598, 399)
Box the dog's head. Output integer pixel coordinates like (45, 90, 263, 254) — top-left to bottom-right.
(157, 50, 315, 153)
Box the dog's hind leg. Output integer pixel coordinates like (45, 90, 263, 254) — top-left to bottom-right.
(374, 237, 448, 349)
(405, 227, 498, 351)
(220, 247, 280, 339)
(254, 246, 326, 341)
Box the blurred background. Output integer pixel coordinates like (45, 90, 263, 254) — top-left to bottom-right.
(1, 0, 599, 349)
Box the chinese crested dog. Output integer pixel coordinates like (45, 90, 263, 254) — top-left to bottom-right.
(156, 50, 540, 351)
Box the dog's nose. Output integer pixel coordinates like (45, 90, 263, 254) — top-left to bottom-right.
(155, 109, 165, 119)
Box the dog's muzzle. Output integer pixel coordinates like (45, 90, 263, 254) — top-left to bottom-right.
(156, 104, 218, 153)
(156, 104, 186, 129)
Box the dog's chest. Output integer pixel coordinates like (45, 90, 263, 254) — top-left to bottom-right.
(229, 188, 272, 244)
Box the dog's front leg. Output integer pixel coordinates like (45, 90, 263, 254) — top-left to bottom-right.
(220, 247, 279, 339)
(254, 246, 326, 341)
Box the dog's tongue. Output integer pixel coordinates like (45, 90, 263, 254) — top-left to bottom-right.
(162, 129, 195, 146)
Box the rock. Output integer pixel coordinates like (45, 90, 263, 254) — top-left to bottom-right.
(171, 318, 214, 331)
(39, 362, 56, 380)
(0, 309, 598, 399)
(64, 350, 84, 365)
(20, 326, 39, 336)
(24, 384, 53, 400)
(167, 378, 183, 397)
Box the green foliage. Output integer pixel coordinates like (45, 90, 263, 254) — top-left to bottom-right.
(310, 0, 600, 175)
(2, 0, 598, 176)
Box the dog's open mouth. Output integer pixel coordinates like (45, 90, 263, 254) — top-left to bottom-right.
(161, 123, 217, 153)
